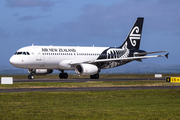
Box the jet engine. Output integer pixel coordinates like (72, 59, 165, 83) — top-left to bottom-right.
(75, 64, 98, 75)
(28, 69, 53, 75)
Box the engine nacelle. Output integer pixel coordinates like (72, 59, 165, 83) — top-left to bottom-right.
(75, 64, 98, 75)
(28, 69, 53, 75)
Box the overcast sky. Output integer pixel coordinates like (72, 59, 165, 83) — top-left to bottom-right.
(1, 0, 180, 67)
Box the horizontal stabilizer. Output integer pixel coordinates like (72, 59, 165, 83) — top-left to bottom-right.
(165, 53, 169, 59)
(134, 51, 168, 56)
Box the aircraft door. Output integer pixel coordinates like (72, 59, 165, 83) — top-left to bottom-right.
(34, 48, 43, 61)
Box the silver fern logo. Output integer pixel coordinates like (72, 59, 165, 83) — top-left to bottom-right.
(106, 48, 129, 59)
(129, 26, 141, 46)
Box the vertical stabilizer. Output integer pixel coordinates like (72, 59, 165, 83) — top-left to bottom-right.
(120, 17, 144, 50)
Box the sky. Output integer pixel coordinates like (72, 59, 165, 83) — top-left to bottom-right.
(1, 0, 180, 68)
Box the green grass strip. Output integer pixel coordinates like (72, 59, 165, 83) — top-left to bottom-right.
(0, 89, 180, 120)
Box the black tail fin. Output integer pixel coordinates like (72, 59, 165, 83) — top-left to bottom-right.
(120, 17, 144, 50)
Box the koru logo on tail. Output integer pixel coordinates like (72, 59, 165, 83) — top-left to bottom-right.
(129, 26, 141, 47)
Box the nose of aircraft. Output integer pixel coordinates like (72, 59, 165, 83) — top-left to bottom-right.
(9, 55, 18, 67)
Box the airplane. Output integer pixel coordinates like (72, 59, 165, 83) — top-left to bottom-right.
(9, 17, 169, 79)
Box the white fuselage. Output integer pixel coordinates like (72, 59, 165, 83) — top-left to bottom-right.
(9, 18, 167, 79)
(9, 46, 109, 70)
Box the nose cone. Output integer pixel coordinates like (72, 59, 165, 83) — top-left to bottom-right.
(9, 55, 18, 67)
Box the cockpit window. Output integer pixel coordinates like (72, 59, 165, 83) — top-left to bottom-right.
(14, 52, 30, 55)
(17, 52, 22, 55)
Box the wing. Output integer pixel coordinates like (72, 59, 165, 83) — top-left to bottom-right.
(69, 52, 169, 65)
(93, 53, 168, 63)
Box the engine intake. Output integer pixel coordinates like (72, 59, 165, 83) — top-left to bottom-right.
(75, 64, 98, 75)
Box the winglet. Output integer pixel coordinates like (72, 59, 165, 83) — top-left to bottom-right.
(165, 53, 169, 59)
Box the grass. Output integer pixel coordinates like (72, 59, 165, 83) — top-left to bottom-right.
(0, 80, 180, 89)
(1, 74, 180, 119)
(0, 89, 180, 120)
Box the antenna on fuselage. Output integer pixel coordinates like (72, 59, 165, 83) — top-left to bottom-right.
(32, 43, 34, 46)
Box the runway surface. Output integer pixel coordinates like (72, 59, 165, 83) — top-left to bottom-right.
(12, 78, 165, 83)
(1, 78, 179, 93)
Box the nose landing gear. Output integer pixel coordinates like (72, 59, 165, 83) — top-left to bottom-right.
(28, 75, 34, 79)
(28, 69, 34, 80)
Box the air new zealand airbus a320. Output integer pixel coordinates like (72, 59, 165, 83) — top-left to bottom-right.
(9, 17, 169, 79)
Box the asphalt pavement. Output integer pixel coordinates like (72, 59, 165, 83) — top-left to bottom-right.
(1, 78, 179, 93)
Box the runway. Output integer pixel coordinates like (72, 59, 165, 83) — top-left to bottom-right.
(1, 77, 179, 93)
(12, 78, 165, 83)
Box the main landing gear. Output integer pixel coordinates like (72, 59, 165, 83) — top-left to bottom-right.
(90, 73, 99, 79)
(59, 70, 68, 79)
